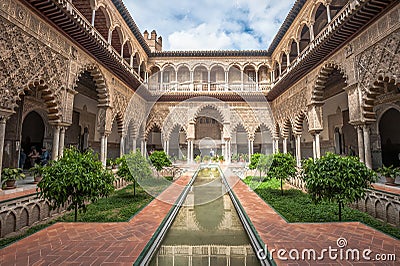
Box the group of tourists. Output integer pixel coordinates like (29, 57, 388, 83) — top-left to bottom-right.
(19, 146, 50, 169)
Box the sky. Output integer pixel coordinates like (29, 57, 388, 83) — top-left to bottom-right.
(125, 0, 295, 51)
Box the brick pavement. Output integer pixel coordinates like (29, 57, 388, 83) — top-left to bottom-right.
(0, 174, 193, 265)
(226, 175, 400, 265)
(1, 170, 399, 265)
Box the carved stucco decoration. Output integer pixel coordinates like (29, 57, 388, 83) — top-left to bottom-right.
(124, 95, 147, 138)
(356, 30, 400, 121)
(0, 16, 67, 122)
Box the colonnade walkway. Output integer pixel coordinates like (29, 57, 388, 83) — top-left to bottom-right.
(0, 168, 399, 265)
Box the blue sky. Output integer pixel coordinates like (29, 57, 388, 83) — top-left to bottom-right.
(125, 0, 295, 51)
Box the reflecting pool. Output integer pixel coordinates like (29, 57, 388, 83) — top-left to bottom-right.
(150, 167, 259, 265)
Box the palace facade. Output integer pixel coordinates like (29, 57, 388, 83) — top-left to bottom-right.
(0, 0, 399, 183)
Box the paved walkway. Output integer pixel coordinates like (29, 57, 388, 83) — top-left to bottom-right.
(0, 173, 193, 265)
(226, 174, 400, 265)
(1, 168, 399, 265)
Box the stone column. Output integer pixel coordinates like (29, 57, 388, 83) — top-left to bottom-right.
(274, 138, 279, 153)
(120, 135, 125, 157)
(326, 4, 331, 22)
(357, 125, 365, 163)
(241, 70, 244, 91)
(310, 23, 315, 41)
(104, 134, 108, 166)
(58, 126, 66, 158)
(255, 70, 259, 91)
(0, 116, 9, 188)
(312, 132, 321, 159)
(91, 9, 96, 26)
(295, 134, 301, 167)
(208, 70, 211, 91)
(296, 41, 300, 56)
(166, 140, 169, 156)
(160, 70, 164, 90)
(248, 138, 254, 161)
(51, 125, 60, 161)
(100, 133, 107, 166)
(141, 139, 145, 156)
(187, 140, 191, 164)
(363, 125, 372, 169)
(283, 138, 288, 154)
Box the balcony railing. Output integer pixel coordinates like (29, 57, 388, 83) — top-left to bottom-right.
(147, 81, 271, 94)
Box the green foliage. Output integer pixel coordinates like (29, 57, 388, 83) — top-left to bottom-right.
(249, 153, 261, 170)
(1, 167, 25, 182)
(194, 155, 201, 163)
(231, 154, 240, 162)
(218, 155, 224, 161)
(149, 151, 172, 172)
(37, 147, 115, 222)
(29, 164, 44, 177)
(302, 152, 377, 221)
(377, 165, 400, 178)
(267, 152, 296, 195)
(202, 155, 211, 162)
(117, 150, 152, 196)
(248, 182, 400, 239)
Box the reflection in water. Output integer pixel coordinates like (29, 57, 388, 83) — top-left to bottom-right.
(150, 168, 260, 266)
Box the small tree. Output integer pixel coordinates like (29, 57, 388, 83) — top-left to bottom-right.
(249, 153, 272, 180)
(37, 148, 115, 222)
(149, 151, 172, 176)
(267, 152, 296, 195)
(302, 152, 377, 221)
(117, 149, 152, 196)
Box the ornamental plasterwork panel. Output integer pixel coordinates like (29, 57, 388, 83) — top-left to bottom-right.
(0, 16, 68, 120)
(356, 30, 400, 94)
(271, 80, 309, 127)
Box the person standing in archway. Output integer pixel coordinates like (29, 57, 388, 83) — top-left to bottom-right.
(28, 146, 39, 167)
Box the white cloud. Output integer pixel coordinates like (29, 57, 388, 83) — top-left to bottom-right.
(126, 0, 294, 50)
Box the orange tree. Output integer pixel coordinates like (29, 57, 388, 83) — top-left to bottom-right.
(302, 153, 377, 221)
(37, 148, 114, 222)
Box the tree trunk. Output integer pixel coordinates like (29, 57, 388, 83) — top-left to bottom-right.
(338, 201, 342, 221)
(74, 202, 78, 222)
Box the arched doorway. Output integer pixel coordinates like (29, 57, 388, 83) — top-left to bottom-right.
(379, 108, 400, 167)
(21, 111, 45, 168)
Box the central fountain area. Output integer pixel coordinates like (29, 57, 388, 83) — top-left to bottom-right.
(149, 166, 260, 265)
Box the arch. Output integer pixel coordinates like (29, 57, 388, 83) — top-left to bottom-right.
(74, 64, 110, 107)
(93, 6, 111, 41)
(228, 64, 242, 84)
(165, 123, 187, 141)
(20, 208, 29, 228)
(282, 118, 294, 138)
(192, 103, 227, 124)
(122, 39, 133, 60)
(293, 111, 308, 135)
(297, 23, 311, 53)
(378, 108, 400, 167)
(312, 62, 348, 104)
(311, 2, 328, 37)
(230, 121, 250, 139)
(161, 63, 177, 72)
(4, 211, 16, 236)
(227, 63, 243, 72)
(73, 0, 96, 23)
(31, 204, 41, 224)
(288, 38, 298, 62)
(363, 75, 399, 122)
(22, 79, 63, 123)
(145, 121, 163, 140)
(112, 111, 124, 135)
(176, 63, 191, 72)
